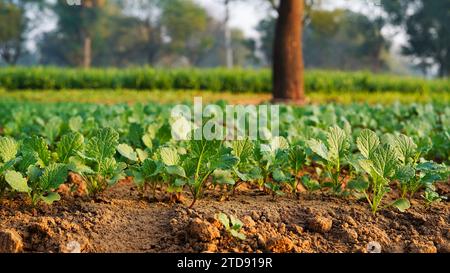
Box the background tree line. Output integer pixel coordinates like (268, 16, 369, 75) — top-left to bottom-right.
(0, 0, 449, 78)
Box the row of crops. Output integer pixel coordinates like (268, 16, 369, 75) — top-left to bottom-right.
(0, 102, 449, 213)
(0, 67, 449, 93)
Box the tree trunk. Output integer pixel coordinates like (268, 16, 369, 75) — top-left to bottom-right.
(272, 0, 305, 103)
(224, 0, 233, 68)
(83, 35, 92, 68)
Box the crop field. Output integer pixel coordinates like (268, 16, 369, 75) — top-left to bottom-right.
(0, 100, 449, 253)
(1, 67, 449, 93)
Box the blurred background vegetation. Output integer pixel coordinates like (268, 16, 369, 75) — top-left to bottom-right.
(0, 0, 448, 78)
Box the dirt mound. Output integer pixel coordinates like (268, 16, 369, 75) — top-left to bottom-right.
(0, 181, 449, 253)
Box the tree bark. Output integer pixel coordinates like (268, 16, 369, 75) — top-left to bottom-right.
(224, 0, 233, 68)
(272, 0, 305, 103)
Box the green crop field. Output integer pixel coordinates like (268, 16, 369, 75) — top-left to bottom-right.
(0, 101, 448, 212)
(1, 67, 449, 93)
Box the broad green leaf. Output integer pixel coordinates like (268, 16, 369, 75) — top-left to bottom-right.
(160, 147, 179, 166)
(0, 136, 18, 163)
(391, 198, 410, 212)
(395, 165, 415, 182)
(357, 129, 380, 159)
(136, 148, 148, 162)
(230, 215, 244, 229)
(371, 145, 399, 178)
(85, 128, 119, 163)
(57, 132, 84, 163)
(40, 192, 61, 205)
(27, 165, 43, 185)
(117, 143, 138, 162)
(16, 153, 37, 173)
(67, 156, 94, 174)
(43, 117, 62, 143)
(40, 163, 69, 190)
(347, 179, 369, 191)
(327, 125, 350, 162)
(128, 123, 144, 147)
(217, 213, 230, 229)
(142, 134, 153, 149)
(302, 176, 321, 191)
(231, 139, 254, 162)
(213, 170, 235, 185)
(230, 229, 246, 240)
(270, 136, 289, 152)
(68, 116, 83, 132)
(141, 159, 160, 178)
(209, 147, 238, 170)
(288, 145, 306, 170)
(5, 170, 30, 193)
(0, 158, 19, 174)
(307, 139, 329, 161)
(22, 136, 51, 167)
(272, 168, 291, 182)
(416, 161, 446, 172)
(391, 134, 417, 164)
(234, 167, 261, 182)
(165, 165, 186, 177)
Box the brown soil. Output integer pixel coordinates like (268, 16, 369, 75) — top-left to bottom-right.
(0, 180, 449, 253)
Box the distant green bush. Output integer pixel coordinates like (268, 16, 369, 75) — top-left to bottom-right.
(0, 67, 448, 93)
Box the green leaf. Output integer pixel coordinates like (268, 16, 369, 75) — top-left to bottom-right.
(160, 147, 180, 166)
(272, 168, 291, 182)
(22, 136, 51, 167)
(217, 212, 230, 230)
(416, 161, 446, 172)
(128, 123, 144, 147)
(165, 165, 186, 177)
(67, 156, 94, 174)
(40, 192, 61, 205)
(391, 198, 410, 212)
(371, 145, 399, 178)
(117, 143, 138, 162)
(85, 128, 119, 163)
(39, 163, 69, 190)
(231, 139, 254, 163)
(141, 159, 160, 178)
(230, 229, 246, 240)
(391, 134, 417, 164)
(357, 129, 380, 159)
(229, 215, 244, 229)
(57, 132, 84, 163)
(0, 136, 18, 163)
(395, 165, 415, 182)
(234, 167, 261, 182)
(136, 149, 148, 162)
(347, 179, 369, 191)
(142, 134, 153, 149)
(307, 139, 329, 161)
(288, 145, 306, 170)
(43, 117, 62, 143)
(68, 116, 83, 132)
(209, 147, 238, 170)
(5, 170, 30, 193)
(302, 176, 321, 191)
(269, 136, 289, 152)
(213, 170, 235, 185)
(327, 125, 350, 163)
